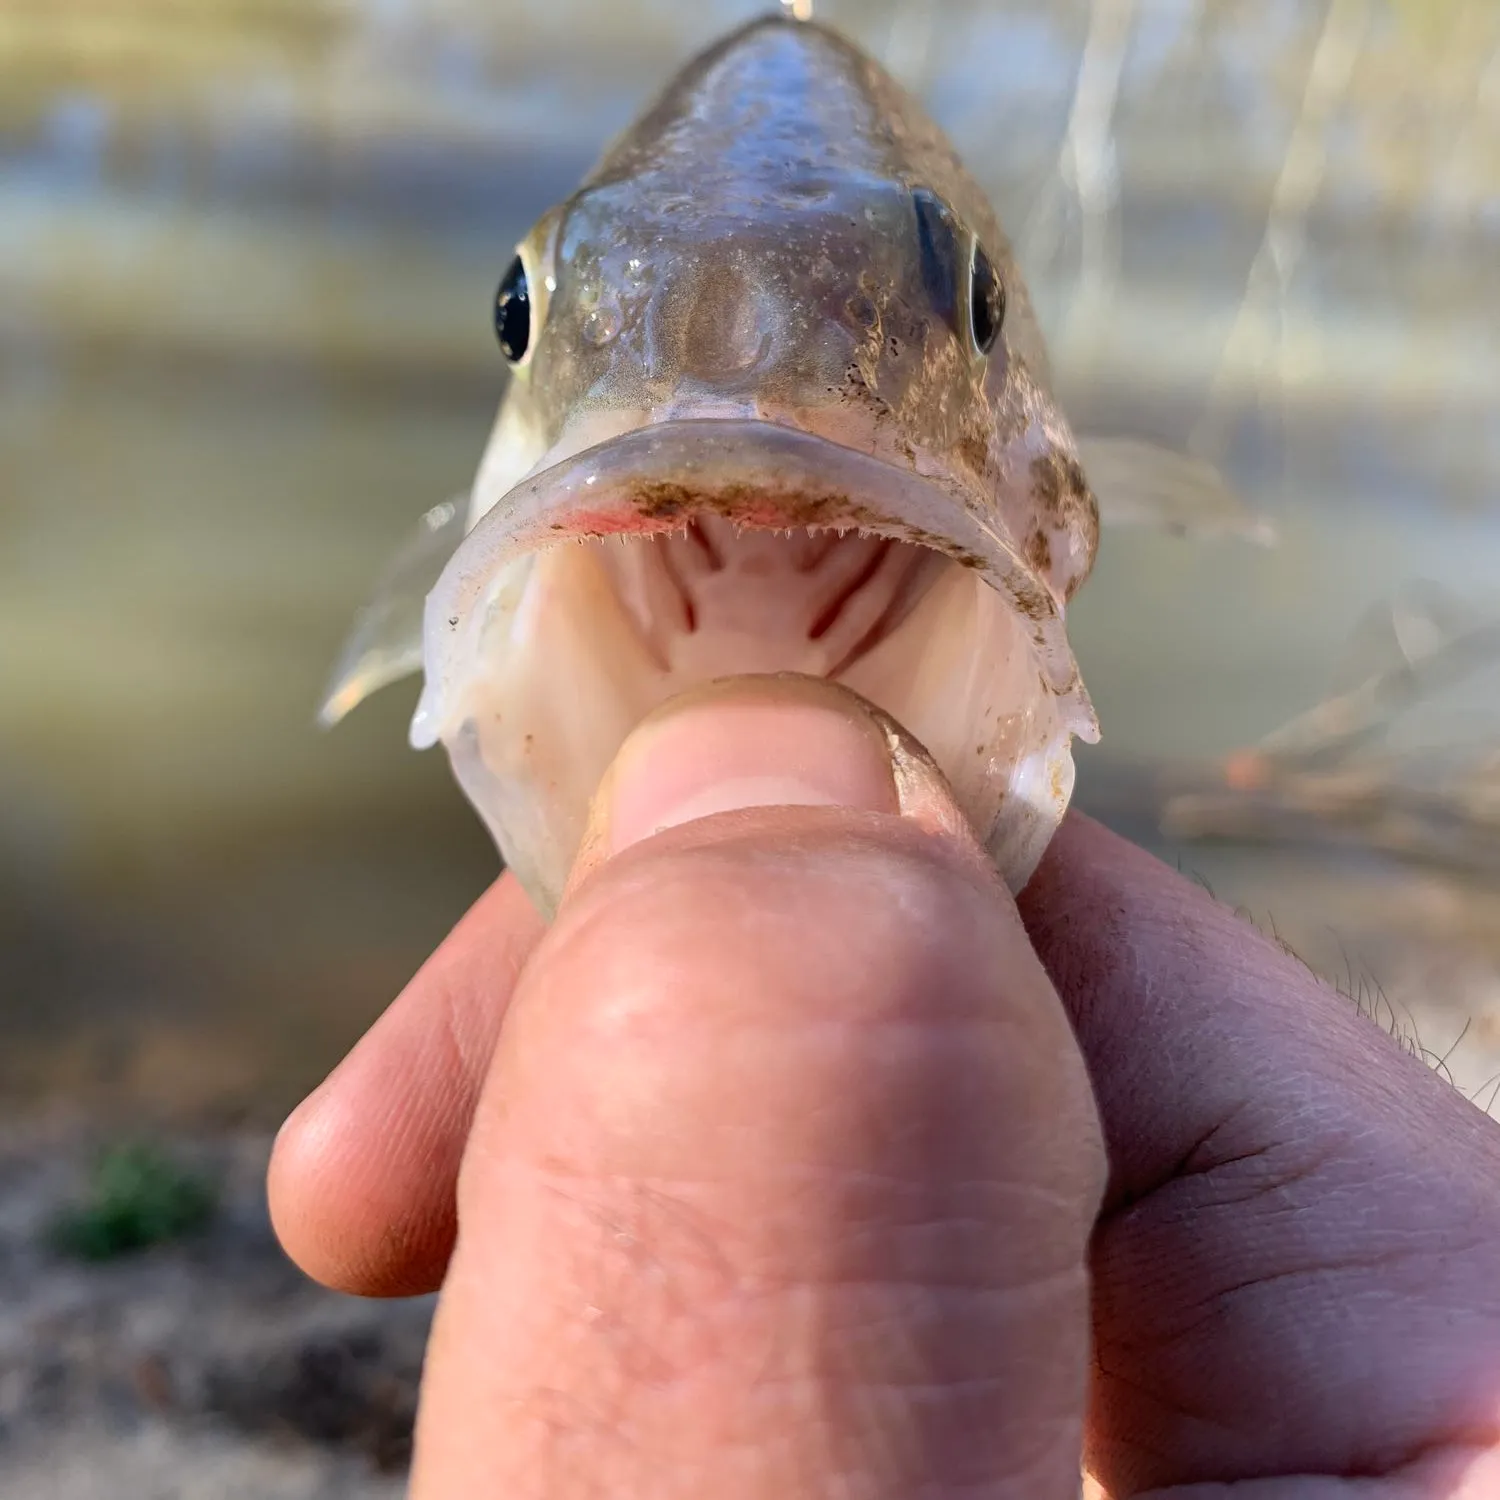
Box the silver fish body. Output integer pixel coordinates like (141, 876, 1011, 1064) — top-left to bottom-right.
(325, 11, 1103, 917)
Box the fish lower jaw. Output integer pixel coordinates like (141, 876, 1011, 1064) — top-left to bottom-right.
(425, 518, 1081, 920)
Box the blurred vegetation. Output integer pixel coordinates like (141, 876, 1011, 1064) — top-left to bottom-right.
(48, 1140, 219, 1260)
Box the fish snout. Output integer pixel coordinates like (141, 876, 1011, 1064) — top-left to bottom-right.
(672, 263, 775, 384)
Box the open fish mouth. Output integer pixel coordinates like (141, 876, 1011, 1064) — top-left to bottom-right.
(411, 419, 1098, 917)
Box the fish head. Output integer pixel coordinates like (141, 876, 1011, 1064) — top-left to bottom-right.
(476, 17, 1096, 603)
(409, 15, 1102, 915)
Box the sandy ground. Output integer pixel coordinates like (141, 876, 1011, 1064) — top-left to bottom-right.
(0, 1122, 427, 1499)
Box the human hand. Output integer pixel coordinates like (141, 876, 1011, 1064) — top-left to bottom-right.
(270, 676, 1500, 1498)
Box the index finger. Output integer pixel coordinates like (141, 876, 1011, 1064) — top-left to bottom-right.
(269, 871, 546, 1296)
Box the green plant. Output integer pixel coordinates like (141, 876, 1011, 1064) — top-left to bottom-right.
(48, 1141, 218, 1261)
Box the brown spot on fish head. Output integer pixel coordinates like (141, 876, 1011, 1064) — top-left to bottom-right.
(1062, 457, 1097, 531)
(1009, 573, 1055, 624)
(956, 424, 991, 479)
(1027, 450, 1099, 600)
(1028, 452, 1067, 519)
(1065, 482, 1101, 601)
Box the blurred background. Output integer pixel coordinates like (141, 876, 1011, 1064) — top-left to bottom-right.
(1, 0, 1497, 1491)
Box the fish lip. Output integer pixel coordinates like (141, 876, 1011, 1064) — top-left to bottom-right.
(414, 417, 1098, 750)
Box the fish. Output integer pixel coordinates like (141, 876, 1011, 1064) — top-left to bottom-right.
(320, 8, 1106, 918)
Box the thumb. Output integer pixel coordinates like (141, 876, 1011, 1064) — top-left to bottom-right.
(564, 672, 980, 897)
(412, 674, 1104, 1500)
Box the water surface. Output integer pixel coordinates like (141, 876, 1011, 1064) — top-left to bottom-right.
(2, 0, 1497, 1116)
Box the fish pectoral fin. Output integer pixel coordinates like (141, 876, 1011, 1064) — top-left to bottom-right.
(316, 495, 471, 729)
(1075, 435, 1278, 546)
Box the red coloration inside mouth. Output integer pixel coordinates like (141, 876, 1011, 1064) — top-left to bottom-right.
(549, 509, 652, 536)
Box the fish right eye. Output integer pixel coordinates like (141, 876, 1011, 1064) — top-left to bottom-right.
(494, 254, 531, 363)
(969, 241, 1005, 356)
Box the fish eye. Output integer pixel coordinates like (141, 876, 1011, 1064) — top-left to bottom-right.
(494, 254, 531, 363)
(969, 241, 1004, 356)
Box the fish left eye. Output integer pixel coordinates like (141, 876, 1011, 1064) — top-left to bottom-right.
(494, 254, 531, 363)
(969, 242, 1005, 356)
